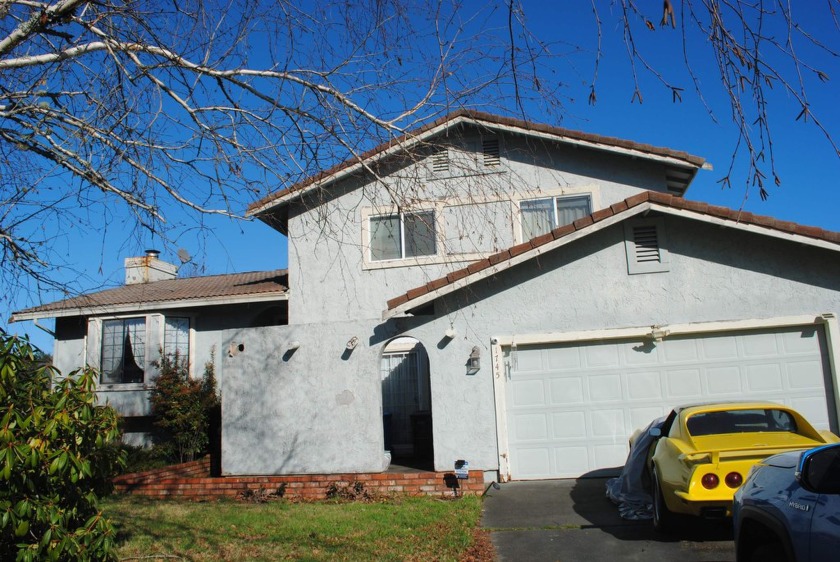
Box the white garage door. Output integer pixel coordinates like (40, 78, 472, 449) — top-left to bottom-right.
(504, 325, 836, 480)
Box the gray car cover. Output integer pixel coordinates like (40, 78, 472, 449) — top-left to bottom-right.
(605, 416, 665, 520)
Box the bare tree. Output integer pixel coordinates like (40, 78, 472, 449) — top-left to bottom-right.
(1, 0, 837, 301)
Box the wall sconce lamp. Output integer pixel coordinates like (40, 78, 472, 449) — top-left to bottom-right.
(287, 341, 301, 351)
(444, 327, 457, 339)
(346, 336, 359, 350)
(466, 346, 481, 375)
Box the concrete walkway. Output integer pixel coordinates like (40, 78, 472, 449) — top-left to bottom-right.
(481, 478, 735, 562)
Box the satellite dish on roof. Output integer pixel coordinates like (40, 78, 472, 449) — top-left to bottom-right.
(177, 248, 192, 264)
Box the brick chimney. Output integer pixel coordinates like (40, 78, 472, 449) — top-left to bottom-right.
(125, 250, 178, 285)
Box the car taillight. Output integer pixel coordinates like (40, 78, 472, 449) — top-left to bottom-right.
(701, 473, 720, 489)
(725, 472, 743, 488)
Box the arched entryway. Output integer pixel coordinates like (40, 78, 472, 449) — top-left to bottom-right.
(381, 337, 433, 469)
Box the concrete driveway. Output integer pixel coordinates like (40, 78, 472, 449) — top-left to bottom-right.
(481, 478, 735, 562)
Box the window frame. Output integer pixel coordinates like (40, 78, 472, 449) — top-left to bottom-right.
(517, 192, 593, 242)
(364, 205, 443, 265)
(91, 313, 195, 389)
(100, 316, 148, 386)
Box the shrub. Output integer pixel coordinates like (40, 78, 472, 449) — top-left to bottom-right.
(0, 332, 125, 561)
(149, 352, 219, 464)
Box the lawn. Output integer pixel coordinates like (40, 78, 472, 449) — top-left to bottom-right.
(102, 494, 487, 561)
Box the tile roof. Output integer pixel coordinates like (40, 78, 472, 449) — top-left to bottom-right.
(11, 269, 288, 320)
(247, 109, 707, 216)
(385, 191, 840, 314)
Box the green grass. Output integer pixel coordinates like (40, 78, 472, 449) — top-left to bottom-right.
(102, 494, 483, 561)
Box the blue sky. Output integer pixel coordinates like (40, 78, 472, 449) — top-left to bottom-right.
(5, 1, 840, 352)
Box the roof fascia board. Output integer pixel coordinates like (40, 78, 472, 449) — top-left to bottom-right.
(247, 117, 471, 216)
(484, 122, 703, 170)
(11, 292, 289, 322)
(651, 205, 840, 253)
(382, 204, 651, 319)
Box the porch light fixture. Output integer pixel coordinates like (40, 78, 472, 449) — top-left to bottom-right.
(466, 346, 481, 375)
(287, 341, 301, 351)
(346, 336, 359, 350)
(444, 327, 457, 339)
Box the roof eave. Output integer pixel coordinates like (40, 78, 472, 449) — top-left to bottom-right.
(248, 113, 706, 217)
(10, 291, 289, 323)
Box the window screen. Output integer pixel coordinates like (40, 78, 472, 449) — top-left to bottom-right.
(101, 318, 146, 384)
(164, 317, 190, 362)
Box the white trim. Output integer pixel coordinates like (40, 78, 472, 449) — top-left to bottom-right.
(11, 292, 288, 322)
(490, 313, 839, 482)
(490, 341, 511, 482)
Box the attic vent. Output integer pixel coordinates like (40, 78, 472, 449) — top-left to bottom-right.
(482, 138, 500, 167)
(432, 148, 449, 173)
(633, 225, 660, 263)
(624, 218, 669, 275)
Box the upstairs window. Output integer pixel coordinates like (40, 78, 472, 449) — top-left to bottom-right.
(370, 211, 437, 261)
(520, 194, 591, 240)
(101, 318, 146, 384)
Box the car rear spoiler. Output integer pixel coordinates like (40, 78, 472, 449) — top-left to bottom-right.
(679, 444, 810, 465)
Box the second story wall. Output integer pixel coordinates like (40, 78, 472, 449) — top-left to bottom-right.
(285, 125, 682, 325)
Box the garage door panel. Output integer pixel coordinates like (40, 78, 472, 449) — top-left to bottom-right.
(626, 372, 662, 400)
(663, 339, 701, 362)
(787, 360, 825, 389)
(589, 374, 622, 401)
(549, 378, 584, 404)
(504, 325, 834, 480)
(511, 379, 546, 406)
(547, 347, 582, 370)
(665, 369, 703, 398)
(745, 364, 783, 392)
(706, 366, 742, 394)
(551, 411, 586, 439)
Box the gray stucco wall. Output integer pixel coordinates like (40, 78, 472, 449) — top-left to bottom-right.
(285, 128, 674, 326)
(221, 213, 840, 476)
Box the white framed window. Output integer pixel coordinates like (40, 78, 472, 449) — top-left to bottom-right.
(520, 194, 592, 240)
(95, 314, 193, 385)
(370, 210, 437, 262)
(101, 317, 147, 384)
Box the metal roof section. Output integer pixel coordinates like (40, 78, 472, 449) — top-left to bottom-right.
(246, 110, 708, 219)
(383, 191, 840, 319)
(10, 269, 288, 322)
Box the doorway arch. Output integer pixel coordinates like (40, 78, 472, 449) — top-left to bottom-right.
(380, 337, 433, 468)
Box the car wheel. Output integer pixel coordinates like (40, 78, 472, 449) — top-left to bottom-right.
(652, 469, 678, 533)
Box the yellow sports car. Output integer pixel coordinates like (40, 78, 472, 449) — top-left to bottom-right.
(649, 402, 838, 531)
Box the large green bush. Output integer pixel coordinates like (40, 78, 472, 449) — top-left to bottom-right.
(150, 352, 219, 464)
(0, 333, 125, 562)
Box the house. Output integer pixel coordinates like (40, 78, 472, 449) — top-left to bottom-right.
(14, 111, 840, 484)
(11, 254, 288, 445)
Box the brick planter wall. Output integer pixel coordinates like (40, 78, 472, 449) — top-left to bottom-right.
(113, 458, 486, 501)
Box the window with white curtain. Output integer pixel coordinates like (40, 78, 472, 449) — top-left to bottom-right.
(164, 317, 190, 362)
(520, 194, 591, 240)
(370, 210, 437, 261)
(101, 318, 146, 384)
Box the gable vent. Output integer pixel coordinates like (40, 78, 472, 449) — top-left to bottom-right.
(633, 225, 661, 263)
(432, 148, 449, 173)
(482, 138, 500, 167)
